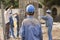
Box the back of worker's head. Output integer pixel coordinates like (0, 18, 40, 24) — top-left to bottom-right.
(26, 4, 35, 15)
(46, 9, 51, 14)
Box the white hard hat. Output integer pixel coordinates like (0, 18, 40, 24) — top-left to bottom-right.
(46, 9, 51, 13)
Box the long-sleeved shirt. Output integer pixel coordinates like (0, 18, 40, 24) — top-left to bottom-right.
(20, 16, 43, 40)
(41, 14, 53, 27)
(4, 8, 11, 24)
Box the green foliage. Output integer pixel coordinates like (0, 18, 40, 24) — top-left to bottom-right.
(13, 0, 19, 8)
(51, 0, 60, 6)
(0, 0, 19, 8)
(1, 0, 60, 8)
(39, 0, 60, 7)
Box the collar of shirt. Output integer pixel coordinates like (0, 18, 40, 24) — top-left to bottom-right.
(27, 15, 34, 18)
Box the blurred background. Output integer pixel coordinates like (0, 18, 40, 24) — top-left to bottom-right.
(0, 0, 60, 40)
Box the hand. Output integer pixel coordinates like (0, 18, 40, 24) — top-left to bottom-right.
(10, 5, 13, 9)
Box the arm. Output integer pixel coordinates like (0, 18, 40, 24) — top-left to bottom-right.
(41, 16, 47, 20)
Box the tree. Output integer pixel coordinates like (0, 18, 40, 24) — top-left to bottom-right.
(39, 0, 52, 14)
(0, 0, 19, 8)
(39, 0, 60, 14)
(51, 0, 60, 6)
(39, 0, 60, 8)
(0, 0, 4, 8)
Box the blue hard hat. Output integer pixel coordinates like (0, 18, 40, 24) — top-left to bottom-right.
(26, 4, 35, 13)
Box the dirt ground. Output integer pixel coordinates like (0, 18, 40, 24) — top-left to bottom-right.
(0, 22, 60, 40)
(42, 22, 60, 40)
(42, 26, 60, 40)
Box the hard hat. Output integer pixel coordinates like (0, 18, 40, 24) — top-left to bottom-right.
(46, 9, 51, 13)
(26, 4, 35, 13)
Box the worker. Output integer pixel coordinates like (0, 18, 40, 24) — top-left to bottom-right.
(19, 4, 43, 40)
(39, 9, 53, 40)
(9, 6, 16, 38)
(13, 13, 20, 37)
(15, 13, 19, 37)
(4, 5, 13, 39)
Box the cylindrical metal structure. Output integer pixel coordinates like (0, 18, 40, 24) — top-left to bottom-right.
(19, 1, 39, 33)
(1, 2, 6, 40)
(19, 0, 39, 23)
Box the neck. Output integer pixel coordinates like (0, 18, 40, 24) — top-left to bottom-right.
(47, 13, 50, 15)
(27, 15, 33, 18)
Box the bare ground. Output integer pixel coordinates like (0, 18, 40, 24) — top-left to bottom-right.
(0, 22, 60, 40)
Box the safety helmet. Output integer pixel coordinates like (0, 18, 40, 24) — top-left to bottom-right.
(46, 9, 51, 14)
(26, 4, 35, 13)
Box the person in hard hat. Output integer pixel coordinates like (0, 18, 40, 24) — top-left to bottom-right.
(39, 9, 53, 40)
(19, 4, 43, 40)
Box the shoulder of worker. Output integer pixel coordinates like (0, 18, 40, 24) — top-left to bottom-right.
(4, 11, 7, 14)
(22, 18, 40, 24)
(21, 18, 28, 23)
(46, 14, 53, 19)
(33, 18, 40, 23)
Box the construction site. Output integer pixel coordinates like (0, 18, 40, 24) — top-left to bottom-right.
(0, 0, 60, 40)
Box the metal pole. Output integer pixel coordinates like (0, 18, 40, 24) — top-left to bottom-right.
(19, 0, 22, 40)
(1, 2, 6, 40)
(19, 0, 25, 28)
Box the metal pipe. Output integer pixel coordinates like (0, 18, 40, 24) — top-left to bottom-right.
(1, 2, 6, 40)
